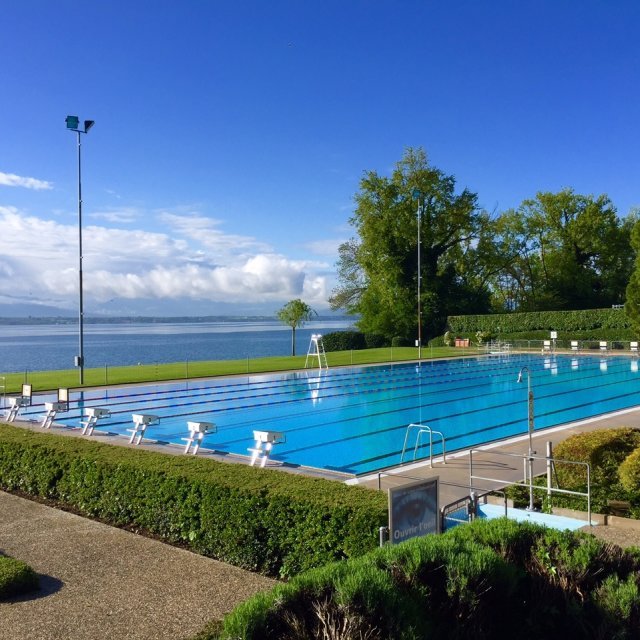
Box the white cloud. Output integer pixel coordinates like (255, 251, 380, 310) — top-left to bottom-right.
(0, 206, 330, 309)
(0, 171, 52, 191)
(89, 207, 140, 224)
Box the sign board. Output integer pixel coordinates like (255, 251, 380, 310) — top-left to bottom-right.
(550, 331, 557, 339)
(388, 477, 439, 544)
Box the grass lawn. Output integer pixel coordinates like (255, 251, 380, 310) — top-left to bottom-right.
(0, 346, 471, 393)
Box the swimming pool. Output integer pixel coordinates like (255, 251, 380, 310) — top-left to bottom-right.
(17, 353, 640, 475)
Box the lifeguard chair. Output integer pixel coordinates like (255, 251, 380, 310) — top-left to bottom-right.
(305, 334, 328, 370)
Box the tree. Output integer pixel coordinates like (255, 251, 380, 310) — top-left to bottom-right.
(491, 190, 635, 311)
(277, 299, 316, 356)
(625, 216, 640, 334)
(330, 148, 492, 341)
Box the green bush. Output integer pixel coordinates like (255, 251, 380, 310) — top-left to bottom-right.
(392, 336, 411, 347)
(364, 332, 387, 349)
(0, 555, 38, 600)
(0, 424, 387, 578)
(321, 330, 366, 351)
(619, 447, 640, 493)
(448, 308, 632, 335)
(553, 428, 640, 492)
(214, 519, 640, 640)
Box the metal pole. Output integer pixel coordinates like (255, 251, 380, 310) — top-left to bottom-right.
(77, 130, 84, 385)
(417, 198, 422, 359)
(527, 374, 535, 511)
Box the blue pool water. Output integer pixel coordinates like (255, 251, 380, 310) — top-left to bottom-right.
(15, 353, 640, 475)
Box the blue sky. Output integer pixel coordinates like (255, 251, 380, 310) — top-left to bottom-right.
(1, 1, 638, 316)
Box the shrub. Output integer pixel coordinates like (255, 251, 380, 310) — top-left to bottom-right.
(0, 424, 387, 578)
(391, 336, 411, 347)
(364, 332, 387, 349)
(619, 447, 640, 493)
(0, 555, 38, 600)
(553, 428, 640, 492)
(321, 330, 366, 351)
(448, 308, 631, 335)
(215, 519, 640, 640)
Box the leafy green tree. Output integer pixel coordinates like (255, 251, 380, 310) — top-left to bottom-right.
(625, 216, 640, 334)
(491, 190, 635, 311)
(330, 148, 492, 341)
(276, 299, 316, 356)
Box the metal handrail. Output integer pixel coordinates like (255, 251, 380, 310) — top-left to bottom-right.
(469, 448, 591, 525)
(400, 422, 446, 467)
(440, 489, 509, 530)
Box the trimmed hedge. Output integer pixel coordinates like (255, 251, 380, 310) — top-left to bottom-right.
(322, 331, 388, 352)
(215, 518, 640, 640)
(0, 555, 38, 600)
(448, 308, 631, 335)
(0, 424, 387, 578)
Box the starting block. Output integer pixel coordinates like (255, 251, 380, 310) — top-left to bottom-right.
(248, 430, 286, 467)
(182, 421, 216, 455)
(127, 413, 160, 445)
(5, 384, 32, 422)
(80, 407, 111, 436)
(41, 401, 69, 429)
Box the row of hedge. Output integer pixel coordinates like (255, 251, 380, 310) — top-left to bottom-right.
(0, 555, 38, 600)
(214, 518, 640, 639)
(448, 308, 631, 334)
(0, 424, 387, 578)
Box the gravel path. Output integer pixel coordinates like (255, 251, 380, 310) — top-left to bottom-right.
(0, 491, 275, 640)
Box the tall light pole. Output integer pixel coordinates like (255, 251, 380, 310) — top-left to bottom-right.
(65, 116, 95, 385)
(517, 366, 536, 511)
(412, 189, 422, 359)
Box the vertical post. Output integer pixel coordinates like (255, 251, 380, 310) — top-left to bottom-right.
(546, 441, 553, 499)
(527, 381, 535, 511)
(77, 129, 84, 385)
(417, 197, 422, 360)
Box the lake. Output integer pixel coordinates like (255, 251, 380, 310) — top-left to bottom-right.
(0, 319, 354, 373)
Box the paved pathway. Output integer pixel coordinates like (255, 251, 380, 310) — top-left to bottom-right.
(0, 491, 275, 640)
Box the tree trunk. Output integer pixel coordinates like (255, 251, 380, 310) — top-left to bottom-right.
(291, 326, 296, 356)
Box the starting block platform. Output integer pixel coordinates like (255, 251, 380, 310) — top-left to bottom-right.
(182, 421, 216, 455)
(128, 414, 160, 445)
(248, 430, 286, 467)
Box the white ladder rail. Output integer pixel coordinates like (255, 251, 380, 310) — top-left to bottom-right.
(400, 423, 447, 468)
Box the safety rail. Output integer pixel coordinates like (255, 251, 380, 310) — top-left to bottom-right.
(401, 423, 446, 467)
(469, 448, 591, 524)
(440, 490, 508, 531)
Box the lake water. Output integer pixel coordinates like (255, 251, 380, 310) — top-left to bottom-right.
(0, 319, 354, 373)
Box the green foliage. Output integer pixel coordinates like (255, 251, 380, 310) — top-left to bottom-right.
(553, 428, 640, 493)
(626, 218, 640, 334)
(214, 519, 640, 640)
(0, 555, 38, 600)
(0, 425, 387, 578)
(490, 190, 634, 312)
(448, 308, 632, 335)
(321, 330, 366, 351)
(276, 299, 316, 356)
(392, 336, 412, 347)
(619, 447, 640, 493)
(331, 147, 492, 342)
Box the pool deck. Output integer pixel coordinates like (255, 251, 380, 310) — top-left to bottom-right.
(352, 404, 640, 509)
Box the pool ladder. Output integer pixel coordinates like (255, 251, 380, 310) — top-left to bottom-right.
(401, 423, 446, 467)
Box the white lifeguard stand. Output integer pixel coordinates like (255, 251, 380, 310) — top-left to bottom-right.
(128, 413, 160, 445)
(80, 407, 111, 436)
(305, 334, 328, 370)
(183, 421, 215, 455)
(5, 383, 33, 422)
(248, 430, 286, 467)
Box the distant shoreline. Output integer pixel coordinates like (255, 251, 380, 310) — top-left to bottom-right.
(0, 315, 353, 327)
